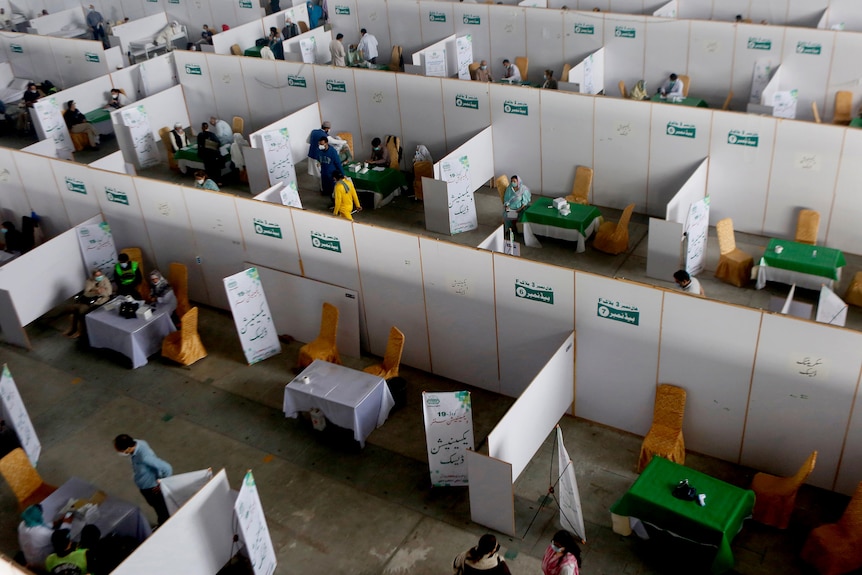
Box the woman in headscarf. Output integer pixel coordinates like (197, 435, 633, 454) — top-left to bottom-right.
(18, 504, 54, 571)
(453, 533, 511, 574)
(630, 80, 649, 101)
(148, 270, 180, 325)
(541, 530, 582, 575)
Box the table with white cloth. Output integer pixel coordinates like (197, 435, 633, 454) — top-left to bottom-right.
(40, 477, 152, 543)
(283, 360, 395, 448)
(521, 197, 603, 252)
(755, 238, 846, 290)
(85, 299, 176, 368)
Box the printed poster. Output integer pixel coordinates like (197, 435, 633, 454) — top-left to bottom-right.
(259, 128, 297, 189)
(76, 221, 118, 279)
(223, 268, 281, 364)
(234, 471, 277, 575)
(422, 391, 474, 486)
(456, 35, 473, 80)
(772, 89, 798, 119)
(583, 53, 595, 94)
(32, 97, 72, 153)
(279, 180, 303, 208)
(684, 196, 710, 276)
(120, 105, 160, 169)
(424, 49, 447, 77)
(0, 365, 40, 466)
(750, 59, 772, 104)
(440, 155, 477, 235)
(300, 37, 316, 63)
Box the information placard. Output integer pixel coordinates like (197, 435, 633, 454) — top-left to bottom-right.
(422, 391, 474, 486)
(223, 268, 281, 365)
(234, 471, 277, 575)
(32, 97, 72, 153)
(76, 221, 118, 279)
(440, 155, 477, 234)
(258, 128, 298, 190)
(556, 426, 585, 542)
(121, 105, 160, 169)
(456, 35, 473, 81)
(425, 49, 447, 77)
(0, 364, 40, 466)
(684, 196, 709, 276)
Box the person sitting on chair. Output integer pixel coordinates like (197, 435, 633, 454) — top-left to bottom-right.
(502, 175, 531, 235)
(282, 17, 300, 39)
(115, 253, 143, 298)
(65, 101, 100, 150)
(17, 505, 53, 572)
(630, 80, 649, 100)
(658, 73, 684, 99)
(17, 83, 43, 133)
(2, 221, 23, 253)
(45, 529, 88, 575)
(61, 269, 113, 338)
(169, 122, 190, 152)
(105, 88, 129, 109)
(502, 59, 522, 82)
(474, 60, 492, 82)
(542, 69, 558, 90)
(367, 137, 390, 167)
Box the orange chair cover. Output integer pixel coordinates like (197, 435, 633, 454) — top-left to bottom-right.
(637, 384, 687, 473)
(161, 307, 207, 366)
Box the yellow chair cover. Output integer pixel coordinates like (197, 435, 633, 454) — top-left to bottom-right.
(795, 209, 820, 245)
(364, 327, 405, 380)
(714, 218, 753, 287)
(390, 45, 403, 71)
(297, 302, 341, 369)
(62, 110, 89, 152)
(159, 126, 179, 171)
(677, 74, 691, 97)
(413, 161, 433, 201)
(845, 271, 862, 308)
(336, 132, 354, 157)
(232, 116, 244, 135)
(801, 481, 862, 575)
(468, 62, 481, 80)
(385, 135, 401, 170)
(751, 451, 817, 529)
(230, 44, 242, 55)
(833, 90, 853, 125)
(168, 262, 191, 319)
(566, 166, 593, 205)
(514, 56, 529, 81)
(0, 448, 57, 511)
(637, 384, 686, 473)
(495, 175, 509, 203)
(618, 80, 627, 98)
(161, 307, 207, 366)
(593, 203, 634, 255)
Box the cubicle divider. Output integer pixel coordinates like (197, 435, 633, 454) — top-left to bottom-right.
(28, 7, 85, 37)
(567, 48, 605, 94)
(411, 34, 458, 77)
(283, 26, 332, 65)
(211, 19, 264, 56)
(108, 12, 169, 61)
(433, 126, 495, 195)
(163, 0, 263, 39)
(0, 32, 108, 89)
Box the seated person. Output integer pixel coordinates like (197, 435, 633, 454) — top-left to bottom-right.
(367, 137, 390, 167)
(79, 525, 106, 575)
(502, 59, 522, 82)
(169, 122, 190, 152)
(630, 80, 649, 100)
(18, 504, 54, 572)
(658, 73, 684, 99)
(333, 172, 362, 221)
(502, 175, 531, 234)
(64, 101, 100, 150)
(282, 17, 299, 39)
(105, 88, 129, 109)
(148, 269, 180, 325)
(268, 26, 282, 47)
(542, 69, 558, 90)
(62, 269, 113, 338)
(17, 83, 43, 132)
(198, 24, 214, 45)
(46, 529, 88, 575)
(2, 221, 23, 253)
(115, 253, 143, 298)
(346, 44, 363, 67)
(473, 60, 492, 82)
(193, 170, 219, 191)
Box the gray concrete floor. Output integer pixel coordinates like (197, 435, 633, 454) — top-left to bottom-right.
(0, 136, 857, 574)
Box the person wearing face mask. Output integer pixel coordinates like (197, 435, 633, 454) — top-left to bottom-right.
(193, 170, 219, 191)
(86, 5, 108, 48)
(367, 137, 390, 167)
(115, 253, 143, 298)
(60, 269, 113, 338)
(317, 136, 343, 198)
(541, 530, 582, 575)
(473, 60, 492, 82)
(17, 83, 43, 133)
(169, 122, 190, 152)
(65, 101, 100, 150)
(306, 121, 346, 189)
(453, 533, 511, 574)
(502, 175, 531, 235)
(542, 69, 558, 90)
(1, 221, 23, 253)
(502, 59, 521, 83)
(332, 171, 362, 220)
(113, 434, 173, 527)
(104, 88, 129, 110)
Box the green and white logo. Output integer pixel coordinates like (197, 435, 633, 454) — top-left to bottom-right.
(574, 23, 595, 35)
(747, 37, 772, 50)
(238, 0, 253, 8)
(796, 41, 821, 55)
(515, 279, 553, 305)
(503, 100, 528, 116)
(105, 187, 129, 206)
(253, 218, 282, 239)
(10, 44, 22, 53)
(597, 297, 639, 326)
(85, 52, 100, 63)
(666, 121, 696, 139)
(184, 64, 202, 75)
(287, 74, 307, 88)
(429, 11, 447, 22)
(311, 231, 341, 253)
(65, 177, 87, 194)
(463, 14, 481, 25)
(168, 0, 179, 4)
(326, 80, 347, 92)
(455, 94, 479, 109)
(727, 130, 759, 147)
(615, 26, 636, 38)
(335, 5, 350, 15)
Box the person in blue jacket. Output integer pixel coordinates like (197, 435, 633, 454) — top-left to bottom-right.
(317, 136, 343, 199)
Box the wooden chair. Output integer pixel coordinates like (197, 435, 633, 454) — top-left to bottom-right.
(297, 303, 341, 370)
(678, 74, 690, 97)
(618, 80, 628, 99)
(561, 63, 571, 83)
(801, 481, 862, 575)
(833, 90, 853, 124)
(795, 209, 820, 245)
(593, 203, 634, 255)
(298, 21, 309, 34)
(363, 327, 405, 380)
(120, 247, 149, 301)
(715, 218, 753, 287)
(468, 62, 481, 80)
(162, 307, 207, 366)
(0, 448, 57, 511)
(721, 90, 734, 111)
(845, 271, 862, 307)
(514, 56, 529, 81)
(566, 166, 593, 205)
(495, 175, 509, 203)
(231, 116, 244, 135)
(62, 110, 89, 152)
(637, 384, 687, 473)
(413, 160, 432, 201)
(159, 126, 179, 171)
(812, 101, 822, 124)
(230, 43, 242, 56)
(168, 262, 190, 319)
(390, 45, 403, 71)
(751, 451, 817, 529)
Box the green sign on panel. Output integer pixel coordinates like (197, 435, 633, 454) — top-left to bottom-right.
(455, 95, 479, 109)
(503, 100, 528, 116)
(574, 23, 595, 35)
(615, 26, 636, 38)
(463, 15, 480, 25)
(727, 130, 759, 147)
(335, 5, 350, 15)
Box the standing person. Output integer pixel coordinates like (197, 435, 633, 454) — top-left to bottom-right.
(357, 28, 379, 64)
(541, 530, 582, 575)
(453, 533, 511, 574)
(673, 269, 704, 296)
(502, 175, 531, 235)
(270, 0, 281, 13)
(168, 122, 190, 152)
(209, 115, 233, 146)
(17, 505, 54, 572)
(330, 33, 346, 66)
(86, 5, 107, 48)
(473, 60, 492, 82)
(307, 120, 333, 188)
(282, 17, 299, 39)
(317, 136, 343, 198)
(115, 253, 143, 298)
(64, 101, 100, 150)
(193, 170, 219, 191)
(502, 59, 521, 82)
(332, 172, 361, 220)
(542, 69, 558, 90)
(113, 434, 173, 527)
(367, 137, 390, 167)
(197, 122, 222, 185)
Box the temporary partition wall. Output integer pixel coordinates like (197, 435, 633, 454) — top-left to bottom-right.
(211, 19, 265, 55)
(28, 7, 85, 36)
(163, 0, 263, 37)
(108, 12, 169, 60)
(0, 33, 109, 89)
(282, 26, 332, 65)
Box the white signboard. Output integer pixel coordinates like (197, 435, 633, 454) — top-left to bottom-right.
(456, 35, 474, 81)
(76, 221, 118, 279)
(440, 156, 477, 234)
(121, 105, 160, 169)
(33, 97, 72, 153)
(684, 196, 710, 276)
(160, 468, 213, 515)
(556, 426, 585, 542)
(583, 54, 595, 94)
(773, 89, 798, 119)
(750, 59, 772, 104)
(300, 37, 316, 63)
(234, 471, 277, 575)
(0, 365, 40, 466)
(259, 128, 297, 189)
(425, 49, 447, 77)
(223, 268, 282, 365)
(279, 180, 302, 208)
(422, 391, 475, 486)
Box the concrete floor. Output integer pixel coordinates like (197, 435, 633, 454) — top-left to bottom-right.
(0, 133, 858, 574)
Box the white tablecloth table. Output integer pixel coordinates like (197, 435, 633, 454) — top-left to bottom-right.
(522, 215, 602, 252)
(283, 360, 395, 448)
(40, 477, 152, 542)
(755, 258, 842, 291)
(85, 300, 176, 368)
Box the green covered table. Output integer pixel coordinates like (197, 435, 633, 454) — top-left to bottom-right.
(85, 108, 114, 136)
(849, 117, 862, 128)
(756, 238, 846, 290)
(520, 197, 602, 251)
(496, 79, 541, 88)
(343, 164, 407, 209)
(610, 457, 755, 574)
(650, 94, 709, 107)
(173, 144, 231, 175)
(244, 45, 264, 58)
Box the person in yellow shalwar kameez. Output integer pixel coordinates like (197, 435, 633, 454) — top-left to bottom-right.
(333, 172, 362, 220)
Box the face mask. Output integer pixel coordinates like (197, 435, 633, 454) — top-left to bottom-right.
(117, 451, 130, 457)
(94, 275, 103, 282)
(196, 179, 204, 184)
(373, 146, 380, 151)
(0, 229, 6, 234)
(480, 65, 486, 70)
(551, 543, 562, 553)
(120, 262, 129, 269)
(318, 145, 326, 151)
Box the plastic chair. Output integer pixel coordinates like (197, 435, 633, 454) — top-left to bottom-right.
(363, 326, 405, 380)
(468, 62, 480, 80)
(801, 481, 862, 575)
(677, 74, 690, 97)
(514, 56, 528, 81)
(845, 271, 862, 307)
(297, 303, 341, 370)
(795, 209, 820, 245)
(637, 384, 687, 473)
(833, 90, 853, 124)
(62, 110, 89, 152)
(161, 307, 207, 366)
(168, 262, 190, 319)
(231, 116, 244, 135)
(0, 448, 57, 511)
(390, 45, 403, 71)
(812, 101, 822, 124)
(715, 218, 753, 287)
(298, 21, 309, 34)
(593, 203, 634, 255)
(495, 175, 509, 203)
(751, 451, 817, 529)
(413, 160, 432, 201)
(721, 90, 734, 111)
(159, 126, 179, 171)
(120, 247, 149, 301)
(618, 80, 627, 98)
(561, 63, 571, 83)
(566, 166, 593, 205)
(230, 44, 242, 56)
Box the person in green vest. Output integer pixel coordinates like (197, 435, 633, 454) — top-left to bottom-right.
(115, 253, 142, 298)
(45, 529, 88, 575)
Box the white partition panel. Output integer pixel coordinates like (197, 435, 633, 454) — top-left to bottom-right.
(540, 91, 594, 196)
(835, 371, 862, 495)
(48, 76, 113, 123)
(489, 83, 542, 191)
(49, 160, 100, 227)
(109, 13, 168, 57)
(353, 224, 431, 371)
(386, 1, 423, 58)
(174, 51, 217, 129)
(3, 34, 38, 82)
(441, 78, 492, 153)
(275, 60, 320, 115)
(206, 53, 251, 130)
(646, 104, 711, 216)
(467, 451, 515, 536)
(658, 294, 761, 462)
(0, 149, 30, 226)
(137, 53, 177, 97)
(12, 153, 69, 238)
(183, 189, 245, 310)
(763, 121, 842, 243)
(749, 0, 791, 25)
(827, 0, 862, 32)
(437, 126, 495, 195)
(563, 11, 604, 64)
(419, 1, 455, 46)
(211, 19, 264, 55)
(327, 0, 358, 41)
(786, 0, 829, 27)
(741, 314, 862, 490)
(488, 5, 526, 82)
(135, 178, 207, 304)
(643, 19, 689, 92)
(290, 209, 361, 292)
(26, 36, 63, 89)
(355, 0, 393, 65)
(592, 97, 650, 211)
(779, 27, 834, 121)
(420, 237, 498, 391)
(313, 67, 363, 158)
(238, 58, 284, 133)
(731, 24, 784, 106)
(574, 273, 663, 435)
(235, 197, 301, 277)
(396, 74, 446, 164)
(686, 20, 736, 106)
(823, 32, 862, 121)
(603, 14, 647, 96)
(354, 70, 402, 162)
(453, 4, 491, 62)
(525, 8, 565, 84)
(711, 0, 753, 21)
(89, 169, 151, 262)
(706, 111, 776, 235)
(494, 256, 575, 397)
(827, 129, 862, 253)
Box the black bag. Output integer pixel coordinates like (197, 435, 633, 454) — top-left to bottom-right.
(255, 37, 267, 47)
(119, 301, 139, 319)
(672, 479, 698, 501)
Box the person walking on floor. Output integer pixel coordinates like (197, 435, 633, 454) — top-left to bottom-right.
(113, 434, 173, 527)
(453, 533, 511, 574)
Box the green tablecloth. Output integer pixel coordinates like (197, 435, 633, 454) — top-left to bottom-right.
(85, 108, 111, 124)
(650, 94, 709, 107)
(610, 457, 755, 574)
(522, 197, 602, 234)
(344, 164, 407, 201)
(174, 144, 200, 163)
(244, 45, 263, 58)
(762, 238, 846, 280)
(496, 79, 541, 88)
(849, 117, 862, 128)
(349, 63, 390, 71)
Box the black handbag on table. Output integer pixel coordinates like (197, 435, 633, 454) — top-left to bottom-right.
(119, 301, 139, 319)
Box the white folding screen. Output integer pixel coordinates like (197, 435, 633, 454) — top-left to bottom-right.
(539, 91, 595, 197)
(643, 19, 689, 91)
(237, 58, 285, 133)
(0, 148, 30, 226)
(387, 1, 423, 58)
(827, 129, 862, 254)
(354, 70, 402, 162)
(88, 169, 153, 264)
(313, 67, 364, 158)
(173, 51, 217, 130)
(602, 14, 647, 94)
(235, 196, 302, 277)
(12, 153, 70, 237)
(779, 27, 834, 121)
(327, 0, 358, 41)
(525, 8, 565, 85)
(440, 79, 492, 154)
(206, 54, 252, 131)
(419, 2, 456, 48)
(48, 160, 100, 228)
(823, 32, 862, 121)
(453, 4, 491, 64)
(355, 0, 394, 65)
(835, 373, 862, 495)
